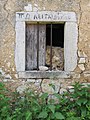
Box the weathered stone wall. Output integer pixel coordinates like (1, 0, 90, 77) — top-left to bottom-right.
(0, 0, 90, 93)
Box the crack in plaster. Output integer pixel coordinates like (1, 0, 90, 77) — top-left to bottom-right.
(3, 0, 9, 19)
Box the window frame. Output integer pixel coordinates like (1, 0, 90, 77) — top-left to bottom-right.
(15, 11, 78, 78)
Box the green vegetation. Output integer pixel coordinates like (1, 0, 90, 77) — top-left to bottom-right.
(0, 82, 90, 120)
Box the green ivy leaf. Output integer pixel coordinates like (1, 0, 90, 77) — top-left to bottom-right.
(54, 93, 61, 100)
(76, 98, 88, 106)
(66, 117, 81, 120)
(76, 99, 82, 106)
(47, 117, 51, 120)
(40, 93, 48, 99)
(81, 107, 86, 117)
(48, 105, 55, 113)
(38, 111, 48, 119)
(55, 112, 65, 119)
(25, 111, 32, 120)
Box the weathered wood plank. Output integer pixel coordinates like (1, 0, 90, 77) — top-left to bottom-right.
(26, 24, 46, 70)
(33, 25, 37, 69)
(39, 25, 46, 66)
(26, 24, 37, 70)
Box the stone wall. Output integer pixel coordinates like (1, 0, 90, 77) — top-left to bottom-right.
(0, 0, 90, 93)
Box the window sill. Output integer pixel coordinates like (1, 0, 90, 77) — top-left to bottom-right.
(18, 71, 72, 79)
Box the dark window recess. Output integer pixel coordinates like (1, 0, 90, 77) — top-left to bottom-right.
(46, 24, 64, 70)
(46, 24, 64, 48)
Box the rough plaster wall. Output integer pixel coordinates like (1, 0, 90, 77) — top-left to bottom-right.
(0, 0, 80, 75)
(78, 0, 90, 71)
(0, 0, 90, 93)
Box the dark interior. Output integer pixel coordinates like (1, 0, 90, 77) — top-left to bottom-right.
(46, 24, 64, 48)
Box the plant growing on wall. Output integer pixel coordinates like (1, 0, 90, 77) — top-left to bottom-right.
(0, 82, 90, 120)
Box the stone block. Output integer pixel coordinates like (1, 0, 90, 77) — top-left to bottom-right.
(35, 79, 42, 86)
(3, 79, 8, 82)
(39, 66, 48, 71)
(5, 74, 12, 79)
(14, 74, 18, 79)
(41, 79, 62, 94)
(35, 79, 42, 83)
(0, 68, 5, 75)
(3, 79, 15, 82)
(27, 79, 35, 83)
(84, 71, 90, 77)
(78, 64, 85, 71)
(16, 85, 27, 94)
(24, 4, 32, 11)
(79, 58, 85, 64)
(71, 72, 80, 78)
(82, 83, 90, 87)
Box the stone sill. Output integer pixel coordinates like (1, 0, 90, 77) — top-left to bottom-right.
(18, 71, 73, 79)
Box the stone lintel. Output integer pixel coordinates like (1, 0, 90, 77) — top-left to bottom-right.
(18, 71, 71, 79)
(16, 11, 76, 22)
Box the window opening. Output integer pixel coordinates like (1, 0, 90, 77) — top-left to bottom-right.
(46, 24, 64, 71)
(26, 23, 64, 71)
